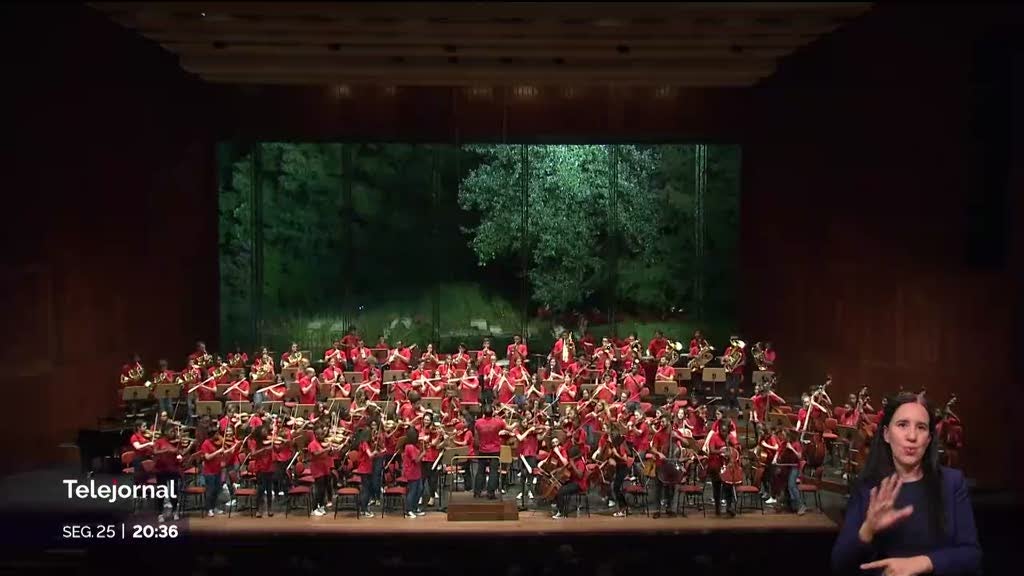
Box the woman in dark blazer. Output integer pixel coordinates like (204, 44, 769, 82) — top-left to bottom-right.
(831, 392, 981, 575)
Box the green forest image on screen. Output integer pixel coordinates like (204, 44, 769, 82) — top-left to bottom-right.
(218, 143, 739, 355)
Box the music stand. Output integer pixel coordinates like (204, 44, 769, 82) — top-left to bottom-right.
(324, 398, 352, 414)
(293, 404, 317, 420)
(262, 401, 285, 416)
(286, 382, 301, 401)
(752, 371, 775, 386)
(152, 383, 181, 419)
(674, 368, 692, 382)
(581, 383, 597, 395)
(225, 401, 253, 414)
(343, 372, 364, 384)
(196, 401, 223, 418)
(216, 384, 231, 397)
(421, 398, 442, 414)
(121, 386, 150, 419)
(702, 368, 726, 395)
(229, 368, 245, 379)
(769, 413, 790, 431)
(282, 367, 300, 383)
(654, 380, 678, 397)
(384, 370, 406, 383)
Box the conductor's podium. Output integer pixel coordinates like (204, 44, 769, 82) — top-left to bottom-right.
(446, 493, 519, 522)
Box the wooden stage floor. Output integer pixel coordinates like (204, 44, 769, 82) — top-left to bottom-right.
(187, 508, 838, 537)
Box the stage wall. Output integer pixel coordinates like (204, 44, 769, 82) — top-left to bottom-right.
(0, 5, 218, 473)
(741, 3, 1023, 490)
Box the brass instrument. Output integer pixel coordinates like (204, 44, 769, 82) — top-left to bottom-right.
(121, 364, 145, 385)
(285, 351, 303, 367)
(721, 339, 746, 372)
(687, 344, 715, 372)
(664, 340, 683, 366)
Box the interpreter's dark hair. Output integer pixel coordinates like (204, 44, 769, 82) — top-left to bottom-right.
(857, 392, 944, 540)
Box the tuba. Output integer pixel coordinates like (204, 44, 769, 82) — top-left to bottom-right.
(751, 343, 768, 371)
(665, 340, 683, 366)
(722, 340, 746, 372)
(688, 343, 715, 372)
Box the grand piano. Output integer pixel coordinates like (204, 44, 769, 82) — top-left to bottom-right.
(76, 418, 133, 475)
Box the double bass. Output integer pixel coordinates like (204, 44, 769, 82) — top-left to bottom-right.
(720, 445, 745, 486)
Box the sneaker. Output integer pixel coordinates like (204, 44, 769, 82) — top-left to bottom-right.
(215, 508, 225, 515)
(765, 497, 777, 505)
(256, 510, 262, 518)
(362, 511, 375, 518)
(277, 491, 285, 497)
(405, 512, 417, 519)
(226, 499, 237, 508)
(414, 511, 426, 516)
(527, 491, 535, 500)
(608, 500, 616, 508)
(157, 515, 165, 523)
(267, 511, 274, 517)
(312, 507, 326, 517)
(613, 510, 626, 518)
(173, 512, 180, 521)
(797, 506, 807, 516)
(552, 512, 563, 519)
(426, 499, 435, 507)
(325, 501, 333, 508)
(207, 510, 216, 518)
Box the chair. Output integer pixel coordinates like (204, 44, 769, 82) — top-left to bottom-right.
(381, 485, 407, 517)
(734, 466, 764, 515)
(797, 463, 824, 512)
(677, 482, 706, 517)
(333, 487, 361, 519)
(181, 485, 207, 515)
(229, 487, 258, 517)
(285, 485, 312, 517)
(623, 483, 649, 516)
(573, 491, 591, 517)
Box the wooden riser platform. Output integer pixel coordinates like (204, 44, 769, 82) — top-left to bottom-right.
(446, 492, 519, 521)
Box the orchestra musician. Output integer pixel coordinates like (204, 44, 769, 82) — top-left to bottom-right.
(199, 428, 231, 517)
(227, 344, 248, 369)
(149, 359, 175, 413)
(281, 342, 304, 369)
(247, 425, 275, 518)
(308, 427, 333, 517)
(324, 340, 346, 366)
(401, 427, 425, 518)
(226, 371, 251, 403)
(418, 413, 443, 508)
(188, 341, 213, 369)
(473, 404, 506, 499)
(420, 343, 440, 372)
(506, 334, 528, 365)
(513, 413, 542, 501)
(550, 331, 575, 371)
(341, 327, 361, 352)
(450, 344, 471, 370)
(649, 415, 680, 518)
(351, 427, 378, 518)
(757, 425, 781, 504)
(298, 368, 319, 406)
(151, 425, 182, 522)
(723, 336, 746, 410)
(459, 365, 481, 405)
(387, 340, 412, 372)
(606, 428, 631, 517)
(351, 339, 373, 372)
(648, 330, 669, 360)
(780, 429, 807, 515)
(706, 417, 741, 517)
(751, 383, 787, 434)
(553, 444, 588, 520)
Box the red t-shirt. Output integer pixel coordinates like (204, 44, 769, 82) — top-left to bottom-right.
(390, 348, 411, 371)
(648, 338, 668, 358)
(152, 437, 179, 473)
(519, 429, 539, 457)
(460, 377, 480, 404)
(307, 439, 330, 478)
(228, 380, 251, 402)
(423, 431, 441, 463)
(402, 443, 422, 481)
(130, 432, 153, 457)
(248, 438, 273, 474)
(507, 343, 528, 361)
(200, 439, 224, 475)
(752, 395, 768, 422)
(399, 401, 418, 422)
(392, 380, 411, 403)
(572, 457, 589, 492)
(356, 441, 374, 475)
(297, 376, 317, 404)
(274, 431, 294, 463)
(707, 433, 740, 470)
(656, 366, 676, 381)
(459, 429, 475, 457)
(195, 379, 216, 402)
(474, 417, 506, 453)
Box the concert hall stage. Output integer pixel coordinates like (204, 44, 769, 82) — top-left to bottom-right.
(188, 508, 838, 537)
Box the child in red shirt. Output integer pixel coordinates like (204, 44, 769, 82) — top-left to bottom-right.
(401, 428, 424, 518)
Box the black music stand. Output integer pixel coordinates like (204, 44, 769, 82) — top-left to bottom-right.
(262, 401, 285, 416)
(196, 401, 222, 419)
(152, 384, 181, 420)
(752, 370, 775, 386)
(421, 398, 442, 414)
(225, 401, 253, 415)
(294, 404, 316, 420)
(654, 380, 678, 397)
(702, 368, 727, 396)
(674, 367, 692, 382)
(325, 397, 352, 414)
(121, 386, 149, 419)
(343, 371, 364, 384)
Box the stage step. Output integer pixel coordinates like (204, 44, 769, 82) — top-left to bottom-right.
(446, 493, 520, 521)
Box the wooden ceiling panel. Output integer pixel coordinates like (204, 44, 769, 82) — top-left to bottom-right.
(88, 2, 872, 87)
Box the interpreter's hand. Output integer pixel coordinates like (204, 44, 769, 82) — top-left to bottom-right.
(861, 555, 933, 576)
(859, 474, 915, 543)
